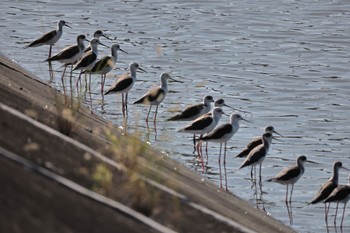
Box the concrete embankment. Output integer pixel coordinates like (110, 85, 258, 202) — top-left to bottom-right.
(0, 54, 295, 233)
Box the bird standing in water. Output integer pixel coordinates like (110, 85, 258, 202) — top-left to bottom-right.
(104, 62, 146, 118)
(46, 34, 88, 80)
(200, 113, 250, 190)
(267, 155, 307, 203)
(168, 95, 214, 150)
(179, 107, 225, 172)
(90, 44, 127, 95)
(25, 20, 71, 60)
(238, 132, 275, 183)
(309, 161, 349, 225)
(236, 126, 282, 179)
(134, 73, 179, 124)
(324, 173, 350, 229)
(74, 38, 108, 90)
(236, 126, 282, 158)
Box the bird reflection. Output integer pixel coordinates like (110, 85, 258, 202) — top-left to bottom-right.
(145, 119, 158, 142)
(285, 201, 294, 225)
(121, 118, 128, 135)
(48, 61, 54, 83)
(253, 175, 267, 212)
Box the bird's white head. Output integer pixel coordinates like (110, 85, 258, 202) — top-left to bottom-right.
(58, 20, 71, 29)
(264, 125, 282, 137)
(130, 62, 146, 73)
(298, 155, 307, 164)
(212, 107, 224, 120)
(77, 34, 88, 43)
(204, 95, 214, 105)
(160, 73, 171, 80)
(94, 30, 104, 38)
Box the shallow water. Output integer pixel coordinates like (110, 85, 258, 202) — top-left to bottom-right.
(2, 0, 350, 232)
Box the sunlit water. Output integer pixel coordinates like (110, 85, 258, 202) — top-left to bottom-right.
(2, 0, 350, 232)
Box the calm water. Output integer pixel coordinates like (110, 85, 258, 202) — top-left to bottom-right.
(2, 0, 350, 232)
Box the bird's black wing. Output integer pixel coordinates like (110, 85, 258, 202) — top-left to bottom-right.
(201, 124, 232, 140)
(105, 77, 133, 95)
(74, 52, 97, 70)
(168, 104, 203, 121)
(236, 138, 262, 158)
(309, 181, 337, 204)
(272, 166, 301, 182)
(183, 116, 213, 131)
(91, 56, 110, 72)
(27, 30, 56, 47)
(47, 45, 79, 61)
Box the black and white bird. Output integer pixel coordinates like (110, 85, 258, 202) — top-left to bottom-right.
(214, 98, 233, 109)
(267, 155, 307, 203)
(104, 62, 146, 118)
(74, 38, 108, 88)
(324, 173, 350, 229)
(179, 107, 224, 171)
(236, 126, 282, 158)
(236, 126, 282, 179)
(309, 161, 348, 224)
(214, 98, 247, 113)
(134, 73, 178, 123)
(238, 132, 275, 181)
(200, 98, 239, 159)
(168, 95, 214, 148)
(90, 44, 127, 95)
(84, 30, 111, 53)
(200, 113, 250, 190)
(46, 34, 88, 80)
(25, 20, 71, 60)
(168, 95, 214, 121)
(179, 107, 224, 136)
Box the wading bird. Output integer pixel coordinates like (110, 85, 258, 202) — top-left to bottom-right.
(200, 113, 250, 190)
(267, 155, 307, 203)
(104, 62, 146, 118)
(134, 73, 179, 123)
(25, 20, 71, 60)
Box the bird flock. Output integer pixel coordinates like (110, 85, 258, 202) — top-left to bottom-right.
(25, 20, 350, 229)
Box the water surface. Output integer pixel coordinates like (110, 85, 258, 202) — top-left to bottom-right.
(2, 0, 350, 232)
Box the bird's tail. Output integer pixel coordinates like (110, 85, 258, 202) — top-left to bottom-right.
(236, 151, 248, 158)
(167, 114, 183, 121)
(45, 55, 59, 63)
(104, 89, 112, 95)
(133, 96, 146, 105)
